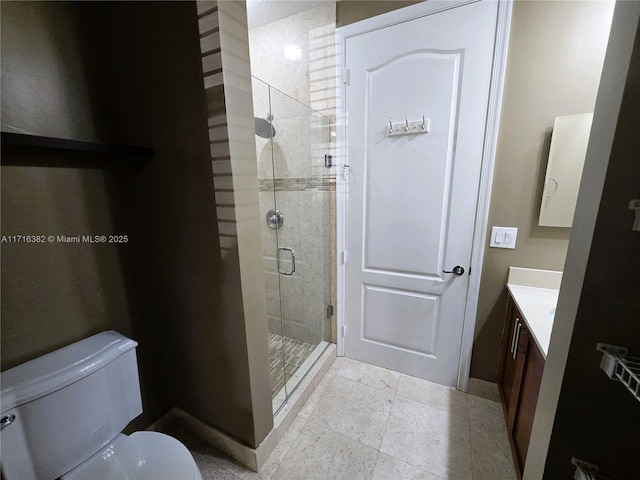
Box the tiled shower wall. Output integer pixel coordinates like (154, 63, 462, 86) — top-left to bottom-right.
(249, 3, 337, 117)
(249, 2, 339, 344)
(259, 181, 334, 345)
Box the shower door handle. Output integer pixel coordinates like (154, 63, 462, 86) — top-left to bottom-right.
(278, 247, 296, 276)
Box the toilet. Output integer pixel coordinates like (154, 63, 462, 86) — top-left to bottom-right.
(0, 331, 202, 480)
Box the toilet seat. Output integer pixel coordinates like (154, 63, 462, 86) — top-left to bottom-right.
(60, 431, 203, 480)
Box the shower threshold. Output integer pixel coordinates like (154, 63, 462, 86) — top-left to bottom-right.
(272, 340, 330, 416)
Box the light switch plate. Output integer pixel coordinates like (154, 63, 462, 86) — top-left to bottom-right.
(490, 226, 518, 249)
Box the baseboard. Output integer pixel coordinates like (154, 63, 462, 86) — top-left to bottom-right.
(146, 408, 179, 432)
(149, 343, 336, 472)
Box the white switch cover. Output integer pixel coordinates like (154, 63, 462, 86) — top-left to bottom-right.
(490, 226, 518, 249)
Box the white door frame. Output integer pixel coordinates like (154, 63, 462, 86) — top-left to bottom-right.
(335, 0, 512, 391)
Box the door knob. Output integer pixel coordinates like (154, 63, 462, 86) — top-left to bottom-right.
(443, 266, 465, 275)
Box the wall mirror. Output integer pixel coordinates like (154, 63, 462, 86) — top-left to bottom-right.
(539, 112, 593, 227)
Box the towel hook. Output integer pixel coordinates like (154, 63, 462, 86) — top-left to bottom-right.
(388, 118, 393, 134)
(405, 117, 410, 132)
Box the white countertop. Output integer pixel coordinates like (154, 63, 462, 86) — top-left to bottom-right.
(506, 267, 562, 359)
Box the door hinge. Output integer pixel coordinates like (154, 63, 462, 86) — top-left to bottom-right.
(342, 251, 348, 264)
(343, 68, 350, 86)
(343, 164, 350, 182)
(327, 305, 334, 318)
(342, 324, 346, 338)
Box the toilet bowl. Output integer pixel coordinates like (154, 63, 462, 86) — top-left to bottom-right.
(61, 432, 203, 480)
(0, 331, 202, 480)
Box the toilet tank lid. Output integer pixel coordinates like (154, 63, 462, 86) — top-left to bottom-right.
(1, 331, 137, 413)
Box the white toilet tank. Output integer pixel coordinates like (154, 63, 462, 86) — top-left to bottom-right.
(0, 331, 143, 480)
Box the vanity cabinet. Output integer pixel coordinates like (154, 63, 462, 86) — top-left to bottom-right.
(498, 294, 545, 479)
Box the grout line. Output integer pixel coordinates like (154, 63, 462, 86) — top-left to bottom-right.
(374, 370, 401, 474)
(305, 369, 392, 451)
(371, 449, 383, 478)
(264, 415, 310, 480)
(391, 390, 471, 422)
(306, 417, 381, 453)
(300, 371, 335, 420)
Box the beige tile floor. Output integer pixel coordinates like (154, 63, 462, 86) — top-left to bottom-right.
(168, 357, 516, 480)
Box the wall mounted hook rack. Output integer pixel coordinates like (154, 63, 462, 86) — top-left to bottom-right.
(387, 116, 430, 137)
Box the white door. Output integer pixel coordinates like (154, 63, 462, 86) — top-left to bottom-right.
(344, 1, 499, 386)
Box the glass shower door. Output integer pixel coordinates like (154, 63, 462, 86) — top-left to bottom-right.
(252, 77, 287, 414)
(252, 77, 332, 415)
(270, 87, 332, 406)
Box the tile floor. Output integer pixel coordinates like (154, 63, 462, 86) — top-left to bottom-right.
(168, 357, 516, 480)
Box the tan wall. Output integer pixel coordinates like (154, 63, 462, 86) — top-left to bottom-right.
(0, 167, 135, 368)
(1, 2, 98, 141)
(471, 0, 614, 380)
(336, 0, 420, 27)
(1, 1, 272, 446)
(100, 0, 265, 444)
(0, 1, 160, 430)
(216, 0, 274, 445)
(1, 2, 133, 367)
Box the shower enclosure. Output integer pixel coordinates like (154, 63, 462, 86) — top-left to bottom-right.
(252, 77, 333, 414)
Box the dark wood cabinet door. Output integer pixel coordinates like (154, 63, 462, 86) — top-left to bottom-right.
(498, 297, 526, 421)
(498, 293, 546, 479)
(512, 331, 545, 471)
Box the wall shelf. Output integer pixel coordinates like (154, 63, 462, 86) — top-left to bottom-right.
(1, 132, 153, 171)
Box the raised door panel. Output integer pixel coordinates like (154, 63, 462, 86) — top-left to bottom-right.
(361, 285, 438, 356)
(363, 51, 461, 277)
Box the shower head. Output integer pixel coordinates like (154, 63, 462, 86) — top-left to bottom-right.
(254, 116, 275, 139)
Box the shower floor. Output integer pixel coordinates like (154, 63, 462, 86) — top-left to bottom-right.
(269, 333, 316, 398)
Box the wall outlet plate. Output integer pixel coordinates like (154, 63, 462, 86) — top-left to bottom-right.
(489, 226, 518, 249)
